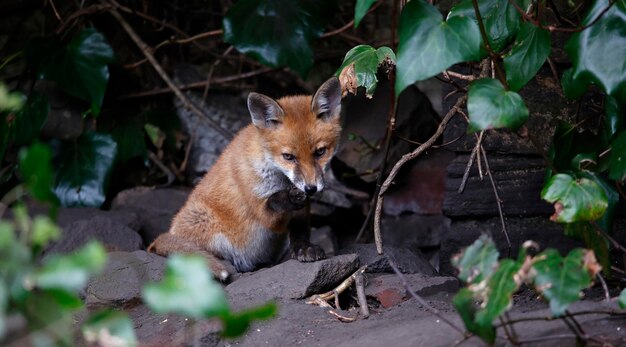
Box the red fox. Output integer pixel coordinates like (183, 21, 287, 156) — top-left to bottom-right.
(148, 77, 342, 280)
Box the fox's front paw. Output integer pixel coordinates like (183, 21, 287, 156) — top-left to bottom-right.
(291, 242, 326, 262)
(288, 187, 307, 209)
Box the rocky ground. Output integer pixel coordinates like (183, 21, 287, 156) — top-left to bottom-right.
(22, 187, 626, 347)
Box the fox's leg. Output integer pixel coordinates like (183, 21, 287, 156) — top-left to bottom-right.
(148, 233, 237, 281)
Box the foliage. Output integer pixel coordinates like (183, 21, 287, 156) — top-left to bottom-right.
(467, 78, 528, 131)
(335, 45, 395, 97)
(452, 236, 600, 344)
(143, 255, 276, 338)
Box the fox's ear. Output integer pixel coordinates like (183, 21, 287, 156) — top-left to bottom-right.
(311, 77, 341, 122)
(248, 92, 285, 129)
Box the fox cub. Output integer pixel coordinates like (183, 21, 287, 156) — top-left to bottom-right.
(148, 77, 342, 280)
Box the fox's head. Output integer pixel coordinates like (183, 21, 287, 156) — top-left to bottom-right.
(247, 77, 342, 196)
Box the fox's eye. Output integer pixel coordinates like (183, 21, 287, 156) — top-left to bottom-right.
(282, 153, 296, 161)
(314, 147, 327, 158)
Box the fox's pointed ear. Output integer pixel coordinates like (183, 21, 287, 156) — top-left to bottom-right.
(248, 92, 285, 129)
(311, 77, 341, 122)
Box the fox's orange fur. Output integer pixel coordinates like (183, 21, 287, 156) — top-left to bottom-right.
(148, 78, 342, 280)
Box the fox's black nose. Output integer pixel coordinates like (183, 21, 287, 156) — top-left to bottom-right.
(304, 185, 317, 196)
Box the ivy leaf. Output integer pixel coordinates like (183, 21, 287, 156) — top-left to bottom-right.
(34, 29, 115, 116)
(34, 241, 107, 292)
(561, 68, 587, 99)
(541, 173, 608, 223)
(531, 249, 594, 316)
(0, 93, 48, 161)
(619, 289, 626, 309)
(565, 0, 626, 102)
(54, 132, 117, 208)
(609, 131, 626, 182)
(142, 255, 229, 319)
(0, 83, 25, 112)
(467, 78, 529, 131)
(475, 259, 521, 343)
(223, 0, 336, 77)
(395, 0, 484, 96)
(452, 288, 495, 344)
(221, 303, 277, 338)
(504, 22, 551, 91)
(354, 0, 377, 28)
(336, 45, 396, 97)
(82, 310, 137, 347)
(18, 142, 58, 205)
(452, 234, 499, 284)
(31, 216, 61, 249)
(448, 0, 521, 52)
(605, 96, 623, 138)
(111, 120, 147, 164)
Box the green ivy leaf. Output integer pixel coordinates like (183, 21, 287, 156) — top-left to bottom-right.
(111, 120, 147, 164)
(609, 131, 626, 182)
(541, 173, 608, 223)
(605, 95, 623, 138)
(0, 83, 25, 112)
(452, 234, 499, 284)
(0, 93, 49, 162)
(34, 29, 115, 116)
(223, 0, 336, 77)
(54, 132, 117, 208)
(142, 255, 229, 319)
(354, 0, 377, 28)
(504, 22, 551, 91)
(82, 310, 137, 347)
(0, 281, 6, 338)
(448, 0, 521, 52)
(395, 0, 484, 95)
(18, 142, 58, 205)
(31, 216, 61, 249)
(476, 260, 520, 325)
(531, 249, 593, 316)
(221, 302, 277, 338)
(619, 288, 626, 309)
(467, 78, 529, 131)
(33, 241, 107, 292)
(452, 288, 495, 344)
(335, 45, 395, 97)
(565, 0, 626, 102)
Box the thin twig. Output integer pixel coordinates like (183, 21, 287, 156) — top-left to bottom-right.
(119, 67, 276, 99)
(495, 309, 626, 327)
(373, 95, 466, 253)
(388, 259, 466, 335)
(596, 273, 610, 301)
(148, 151, 175, 187)
(508, 0, 617, 33)
(355, 271, 370, 318)
(108, 7, 233, 140)
(481, 147, 511, 256)
(46, 0, 64, 23)
(471, 0, 508, 88)
(458, 142, 479, 194)
(444, 70, 476, 82)
(476, 131, 484, 180)
(307, 266, 368, 305)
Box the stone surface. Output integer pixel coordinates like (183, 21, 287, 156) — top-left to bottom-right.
(338, 244, 437, 275)
(443, 154, 553, 217)
(364, 274, 459, 308)
(382, 214, 450, 249)
(111, 186, 190, 244)
(440, 217, 583, 275)
(85, 251, 166, 308)
(44, 216, 144, 256)
(225, 254, 359, 306)
(383, 149, 455, 215)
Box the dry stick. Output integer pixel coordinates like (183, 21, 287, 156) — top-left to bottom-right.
(148, 151, 175, 187)
(495, 309, 626, 327)
(457, 140, 479, 194)
(108, 7, 233, 140)
(373, 95, 466, 253)
(481, 147, 512, 256)
(508, 0, 617, 33)
(306, 266, 368, 305)
(444, 70, 476, 82)
(388, 259, 466, 335)
(498, 316, 518, 345)
(119, 67, 276, 99)
(596, 273, 610, 301)
(355, 271, 370, 318)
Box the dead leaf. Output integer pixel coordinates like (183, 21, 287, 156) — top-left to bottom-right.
(582, 249, 602, 278)
(338, 63, 357, 97)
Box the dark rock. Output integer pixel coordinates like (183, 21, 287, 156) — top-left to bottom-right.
(174, 65, 249, 180)
(443, 154, 553, 217)
(44, 216, 144, 256)
(225, 254, 359, 306)
(364, 273, 459, 308)
(111, 186, 190, 244)
(310, 226, 338, 257)
(338, 244, 436, 275)
(382, 214, 450, 249)
(440, 217, 583, 275)
(85, 251, 166, 308)
(335, 81, 439, 183)
(383, 149, 455, 215)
